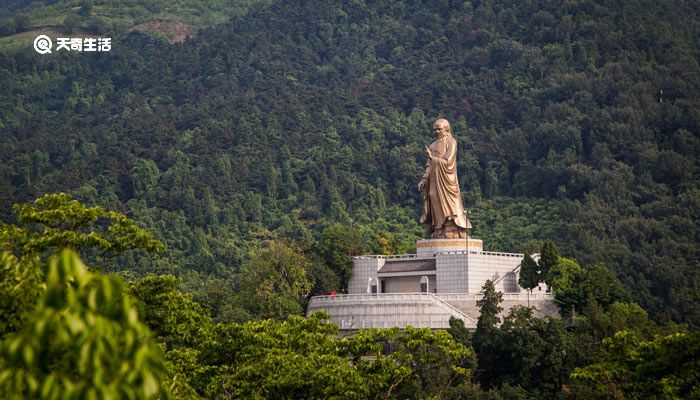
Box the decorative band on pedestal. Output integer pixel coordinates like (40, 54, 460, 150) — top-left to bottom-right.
(416, 238, 483, 254)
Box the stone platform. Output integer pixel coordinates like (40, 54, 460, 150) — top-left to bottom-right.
(309, 237, 557, 330)
(307, 292, 557, 329)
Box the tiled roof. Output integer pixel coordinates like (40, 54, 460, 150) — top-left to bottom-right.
(379, 259, 436, 273)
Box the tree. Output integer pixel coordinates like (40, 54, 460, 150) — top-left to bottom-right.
(12, 15, 30, 33)
(475, 280, 504, 341)
(130, 275, 213, 350)
(196, 312, 369, 399)
(473, 280, 503, 383)
(1, 0, 700, 329)
(539, 240, 560, 285)
(131, 158, 162, 203)
(447, 316, 470, 345)
(318, 223, 365, 290)
(571, 331, 700, 399)
(150, 307, 476, 399)
(0, 250, 168, 399)
(0, 18, 16, 36)
(518, 253, 540, 305)
(307, 255, 341, 296)
(483, 307, 572, 397)
(577, 263, 631, 309)
(571, 299, 660, 367)
(549, 259, 631, 317)
(0, 193, 165, 259)
(0, 194, 165, 337)
(237, 240, 313, 319)
(62, 14, 80, 34)
(78, 1, 93, 17)
(129, 275, 217, 399)
(0, 253, 41, 337)
(376, 327, 474, 399)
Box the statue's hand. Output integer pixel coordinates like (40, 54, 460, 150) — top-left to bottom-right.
(418, 179, 425, 192)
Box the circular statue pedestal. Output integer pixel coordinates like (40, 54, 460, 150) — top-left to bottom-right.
(416, 238, 483, 254)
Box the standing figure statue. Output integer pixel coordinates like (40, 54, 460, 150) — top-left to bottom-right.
(418, 119, 472, 239)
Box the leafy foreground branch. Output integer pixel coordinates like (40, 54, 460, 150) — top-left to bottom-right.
(0, 250, 167, 399)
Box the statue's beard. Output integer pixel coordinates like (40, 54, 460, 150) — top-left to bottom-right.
(435, 132, 448, 139)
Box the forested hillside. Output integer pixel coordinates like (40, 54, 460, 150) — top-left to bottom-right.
(0, 0, 265, 33)
(1, 0, 699, 329)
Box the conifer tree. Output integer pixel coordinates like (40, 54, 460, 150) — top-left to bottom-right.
(518, 253, 540, 293)
(472, 280, 503, 382)
(519, 253, 540, 307)
(539, 240, 560, 286)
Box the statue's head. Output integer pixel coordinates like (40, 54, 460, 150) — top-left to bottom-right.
(433, 119, 451, 139)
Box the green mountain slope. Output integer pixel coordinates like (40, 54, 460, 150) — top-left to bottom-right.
(0, 0, 266, 51)
(0, 0, 698, 326)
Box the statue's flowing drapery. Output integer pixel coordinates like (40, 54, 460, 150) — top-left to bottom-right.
(419, 135, 471, 236)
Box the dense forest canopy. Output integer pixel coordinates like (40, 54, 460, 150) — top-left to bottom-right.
(0, 0, 698, 329)
(1, 1, 699, 398)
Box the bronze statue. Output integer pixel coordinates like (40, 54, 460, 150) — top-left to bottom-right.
(418, 119, 472, 239)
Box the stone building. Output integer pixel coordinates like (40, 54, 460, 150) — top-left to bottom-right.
(307, 237, 558, 330)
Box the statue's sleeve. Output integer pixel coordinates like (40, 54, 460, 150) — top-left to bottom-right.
(431, 138, 460, 196)
(435, 138, 457, 173)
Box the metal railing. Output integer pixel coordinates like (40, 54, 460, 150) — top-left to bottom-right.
(311, 293, 439, 303)
(353, 249, 524, 260)
(353, 253, 429, 260)
(310, 292, 555, 303)
(431, 293, 555, 301)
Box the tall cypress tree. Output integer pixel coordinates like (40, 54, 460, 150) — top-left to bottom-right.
(519, 253, 540, 308)
(519, 253, 540, 293)
(539, 240, 560, 285)
(473, 280, 503, 383)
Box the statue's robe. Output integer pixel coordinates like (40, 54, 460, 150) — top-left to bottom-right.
(419, 135, 471, 234)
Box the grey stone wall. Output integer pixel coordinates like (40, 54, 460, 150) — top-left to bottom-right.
(465, 251, 523, 293)
(347, 257, 383, 294)
(435, 253, 469, 293)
